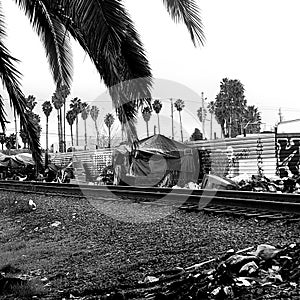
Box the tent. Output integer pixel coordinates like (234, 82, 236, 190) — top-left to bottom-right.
(112, 135, 200, 186)
(130, 134, 198, 178)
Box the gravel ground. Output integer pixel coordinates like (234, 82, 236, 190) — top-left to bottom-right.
(0, 191, 299, 299)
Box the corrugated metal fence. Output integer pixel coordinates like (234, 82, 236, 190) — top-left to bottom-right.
(187, 133, 277, 178)
(49, 132, 300, 180)
(49, 149, 113, 179)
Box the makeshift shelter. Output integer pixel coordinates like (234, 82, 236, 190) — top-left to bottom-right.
(0, 153, 10, 167)
(131, 134, 190, 176)
(13, 153, 35, 166)
(113, 134, 199, 186)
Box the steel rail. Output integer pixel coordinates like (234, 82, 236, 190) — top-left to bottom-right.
(0, 180, 299, 215)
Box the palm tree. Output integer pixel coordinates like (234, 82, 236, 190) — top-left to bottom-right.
(90, 106, 100, 147)
(207, 101, 215, 139)
(52, 91, 64, 152)
(81, 103, 90, 149)
(104, 113, 115, 148)
(19, 95, 41, 149)
(243, 105, 261, 134)
(70, 97, 84, 146)
(0, 133, 5, 150)
(66, 110, 76, 147)
(142, 107, 152, 137)
(55, 85, 70, 152)
(152, 100, 162, 134)
(42, 101, 52, 166)
(174, 99, 185, 142)
(0, 1, 204, 164)
(5, 134, 16, 155)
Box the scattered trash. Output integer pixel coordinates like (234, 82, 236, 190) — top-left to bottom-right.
(28, 199, 37, 211)
(134, 242, 300, 299)
(172, 173, 300, 194)
(50, 221, 61, 227)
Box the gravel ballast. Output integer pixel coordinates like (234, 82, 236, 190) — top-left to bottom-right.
(0, 191, 299, 299)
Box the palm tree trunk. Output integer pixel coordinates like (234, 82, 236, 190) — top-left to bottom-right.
(210, 112, 213, 140)
(76, 116, 79, 146)
(146, 121, 149, 137)
(45, 117, 49, 168)
(179, 111, 183, 142)
(57, 110, 61, 152)
(63, 103, 66, 152)
(157, 113, 160, 134)
(59, 107, 63, 152)
(70, 124, 74, 147)
(108, 127, 111, 148)
(84, 119, 87, 150)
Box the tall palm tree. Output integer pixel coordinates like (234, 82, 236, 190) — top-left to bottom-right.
(90, 105, 100, 147)
(42, 100, 53, 167)
(152, 100, 162, 134)
(142, 106, 152, 137)
(52, 91, 64, 152)
(104, 113, 115, 148)
(81, 103, 90, 149)
(70, 97, 84, 146)
(66, 110, 76, 147)
(55, 85, 70, 152)
(174, 99, 185, 142)
(0, 1, 204, 164)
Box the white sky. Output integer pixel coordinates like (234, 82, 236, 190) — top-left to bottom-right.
(1, 0, 300, 147)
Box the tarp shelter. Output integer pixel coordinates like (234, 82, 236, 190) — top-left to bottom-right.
(0, 153, 10, 167)
(13, 153, 35, 166)
(130, 134, 198, 177)
(0, 153, 34, 168)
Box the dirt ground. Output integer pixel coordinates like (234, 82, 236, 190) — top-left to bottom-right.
(0, 191, 299, 299)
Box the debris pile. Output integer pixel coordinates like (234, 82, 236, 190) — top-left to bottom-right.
(232, 174, 300, 193)
(133, 242, 300, 299)
(177, 173, 300, 194)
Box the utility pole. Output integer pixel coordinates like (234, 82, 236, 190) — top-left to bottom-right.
(279, 108, 283, 123)
(210, 112, 213, 140)
(14, 110, 18, 150)
(170, 98, 174, 140)
(201, 92, 205, 138)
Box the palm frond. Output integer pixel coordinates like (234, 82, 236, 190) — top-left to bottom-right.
(47, 0, 152, 141)
(0, 4, 41, 165)
(162, 0, 205, 46)
(0, 94, 7, 130)
(14, 0, 73, 88)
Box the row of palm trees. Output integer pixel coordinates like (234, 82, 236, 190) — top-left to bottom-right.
(42, 95, 116, 153)
(41, 96, 188, 153)
(141, 99, 185, 142)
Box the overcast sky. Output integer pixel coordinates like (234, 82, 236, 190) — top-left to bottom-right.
(1, 0, 300, 147)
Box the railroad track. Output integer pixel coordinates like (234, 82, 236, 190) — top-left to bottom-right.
(0, 180, 300, 221)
